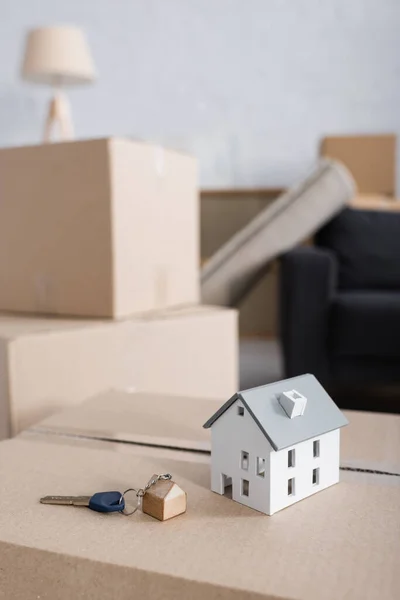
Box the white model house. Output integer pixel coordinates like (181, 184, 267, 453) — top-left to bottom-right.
(203, 374, 348, 515)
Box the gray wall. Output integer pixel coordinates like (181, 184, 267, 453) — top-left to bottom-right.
(1, 0, 399, 188)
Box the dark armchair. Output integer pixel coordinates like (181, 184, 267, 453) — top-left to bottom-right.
(280, 208, 400, 388)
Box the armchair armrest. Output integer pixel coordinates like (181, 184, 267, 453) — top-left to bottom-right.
(279, 247, 338, 382)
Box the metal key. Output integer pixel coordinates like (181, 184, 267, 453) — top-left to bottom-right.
(40, 491, 125, 513)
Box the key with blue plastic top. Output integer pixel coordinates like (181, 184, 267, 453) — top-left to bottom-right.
(40, 491, 125, 513)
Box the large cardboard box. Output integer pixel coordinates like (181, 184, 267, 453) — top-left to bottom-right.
(0, 138, 199, 318)
(0, 435, 398, 600)
(321, 134, 396, 196)
(0, 306, 238, 439)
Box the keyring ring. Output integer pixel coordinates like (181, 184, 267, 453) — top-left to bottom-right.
(121, 488, 141, 516)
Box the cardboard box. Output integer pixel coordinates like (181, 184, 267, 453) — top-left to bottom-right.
(0, 138, 199, 318)
(321, 134, 396, 196)
(30, 390, 400, 473)
(31, 390, 219, 451)
(340, 409, 400, 473)
(0, 306, 238, 439)
(0, 436, 398, 600)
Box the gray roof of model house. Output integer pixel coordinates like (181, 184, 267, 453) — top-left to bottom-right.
(203, 374, 348, 451)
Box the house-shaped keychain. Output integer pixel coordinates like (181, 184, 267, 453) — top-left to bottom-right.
(203, 374, 348, 515)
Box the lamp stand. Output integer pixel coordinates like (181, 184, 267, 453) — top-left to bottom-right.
(43, 91, 74, 143)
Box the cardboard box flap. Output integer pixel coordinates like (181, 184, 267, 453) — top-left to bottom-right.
(33, 390, 219, 452)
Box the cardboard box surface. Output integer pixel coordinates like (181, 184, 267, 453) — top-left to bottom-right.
(0, 307, 238, 438)
(341, 409, 400, 473)
(0, 138, 199, 318)
(30, 392, 400, 474)
(0, 437, 398, 600)
(32, 390, 220, 451)
(22, 429, 211, 464)
(321, 134, 396, 195)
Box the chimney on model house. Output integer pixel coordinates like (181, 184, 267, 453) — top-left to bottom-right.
(278, 390, 307, 418)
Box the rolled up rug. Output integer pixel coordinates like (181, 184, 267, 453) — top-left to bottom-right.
(201, 159, 356, 306)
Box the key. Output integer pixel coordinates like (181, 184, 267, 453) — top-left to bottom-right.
(40, 491, 125, 513)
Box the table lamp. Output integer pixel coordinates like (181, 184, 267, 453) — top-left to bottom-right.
(21, 26, 96, 142)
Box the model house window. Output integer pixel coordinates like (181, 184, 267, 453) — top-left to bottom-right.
(288, 477, 295, 496)
(288, 449, 295, 468)
(241, 451, 249, 470)
(241, 479, 249, 496)
(256, 457, 265, 477)
(312, 468, 320, 485)
(313, 440, 320, 458)
(237, 405, 244, 416)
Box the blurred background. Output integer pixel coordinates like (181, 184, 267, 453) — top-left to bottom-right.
(0, 0, 399, 444)
(1, 0, 399, 184)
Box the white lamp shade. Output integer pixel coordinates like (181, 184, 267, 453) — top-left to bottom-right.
(21, 26, 96, 87)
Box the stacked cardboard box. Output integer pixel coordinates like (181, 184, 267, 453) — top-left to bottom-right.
(0, 138, 200, 317)
(0, 139, 238, 438)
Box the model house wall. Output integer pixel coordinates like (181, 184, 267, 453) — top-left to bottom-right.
(210, 396, 341, 515)
(269, 429, 340, 515)
(210, 397, 273, 514)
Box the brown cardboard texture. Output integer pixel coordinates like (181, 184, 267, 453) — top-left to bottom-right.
(0, 437, 398, 600)
(30, 390, 400, 474)
(321, 134, 396, 195)
(340, 409, 400, 473)
(0, 306, 238, 438)
(32, 389, 220, 451)
(22, 429, 211, 465)
(0, 138, 199, 318)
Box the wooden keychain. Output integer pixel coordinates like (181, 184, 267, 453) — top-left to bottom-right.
(123, 473, 187, 521)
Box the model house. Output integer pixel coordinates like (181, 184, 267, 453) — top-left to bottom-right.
(203, 374, 348, 515)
